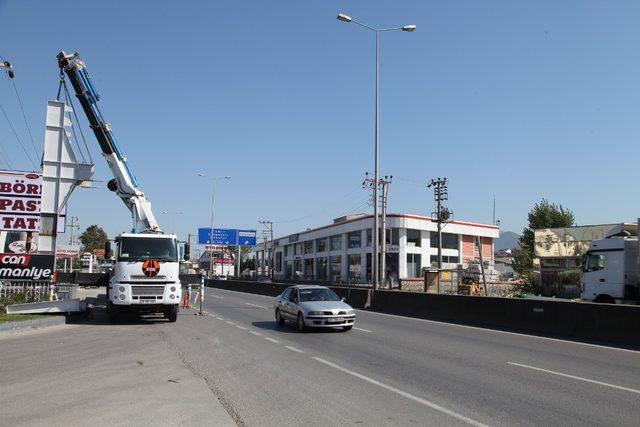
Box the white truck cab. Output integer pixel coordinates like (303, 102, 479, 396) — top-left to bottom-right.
(581, 224, 640, 304)
(106, 233, 183, 321)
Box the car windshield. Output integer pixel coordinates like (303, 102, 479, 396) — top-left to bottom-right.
(298, 288, 340, 302)
(118, 237, 178, 262)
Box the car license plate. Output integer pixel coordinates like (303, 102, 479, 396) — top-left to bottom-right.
(331, 317, 344, 323)
(139, 299, 155, 304)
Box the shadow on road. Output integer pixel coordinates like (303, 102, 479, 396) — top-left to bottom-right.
(251, 320, 345, 334)
(65, 293, 175, 326)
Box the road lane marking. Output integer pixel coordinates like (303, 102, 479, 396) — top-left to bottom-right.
(264, 337, 280, 344)
(354, 327, 373, 333)
(225, 321, 235, 326)
(312, 357, 487, 426)
(211, 287, 640, 354)
(209, 295, 224, 299)
(235, 325, 247, 330)
(249, 331, 263, 336)
(245, 302, 267, 309)
(508, 362, 640, 395)
(284, 345, 305, 354)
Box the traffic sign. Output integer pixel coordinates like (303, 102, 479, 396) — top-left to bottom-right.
(198, 228, 257, 246)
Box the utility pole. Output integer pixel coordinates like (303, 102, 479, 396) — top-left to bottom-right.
(261, 235, 268, 276)
(379, 176, 392, 288)
(259, 220, 274, 280)
(427, 178, 451, 272)
(66, 216, 79, 272)
(362, 172, 379, 288)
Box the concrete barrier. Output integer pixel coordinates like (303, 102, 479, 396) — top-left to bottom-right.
(370, 290, 640, 348)
(207, 279, 640, 348)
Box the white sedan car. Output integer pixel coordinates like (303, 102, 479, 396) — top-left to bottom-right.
(274, 285, 356, 331)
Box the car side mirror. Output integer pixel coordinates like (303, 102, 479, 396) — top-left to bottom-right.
(341, 297, 346, 302)
(184, 243, 191, 261)
(104, 241, 111, 259)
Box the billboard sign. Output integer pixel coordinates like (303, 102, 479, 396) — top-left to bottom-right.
(198, 228, 257, 246)
(0, 170, 42, 232)
(0, 253, 55, 280)
(57, 244, 80, 259)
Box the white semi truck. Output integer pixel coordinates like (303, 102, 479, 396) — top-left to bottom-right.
(58, 51, 189, 322)
(581, 222, 640, 304)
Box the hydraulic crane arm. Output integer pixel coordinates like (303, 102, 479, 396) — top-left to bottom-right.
(57, 51, 159, 233)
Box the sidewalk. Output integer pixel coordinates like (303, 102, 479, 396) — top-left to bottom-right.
(0, 297, 236, 426)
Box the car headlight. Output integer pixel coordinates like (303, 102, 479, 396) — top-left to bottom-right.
(169, 294, 175, 299)
(118, 286, 125, 293)
(170, 286, 176, 292)
(308, 311, 323, 316)
(118, 294, 125, 300)
(346, 309, 355, 315)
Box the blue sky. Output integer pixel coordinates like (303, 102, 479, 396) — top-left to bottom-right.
(0, 1, 639, 243)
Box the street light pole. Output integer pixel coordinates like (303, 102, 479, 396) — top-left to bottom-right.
(197, 174, 231, 279)
(337, 13, 415, 291)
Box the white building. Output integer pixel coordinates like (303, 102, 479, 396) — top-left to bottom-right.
(253, 213, 499, 283)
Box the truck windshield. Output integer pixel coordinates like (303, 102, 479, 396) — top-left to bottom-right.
(118, 237, 177, 262)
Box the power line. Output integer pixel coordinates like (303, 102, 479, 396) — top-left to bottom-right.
(0, 100, 37, 169)
(10, 78, 39, 161)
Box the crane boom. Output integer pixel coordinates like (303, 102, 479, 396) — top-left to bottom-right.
(57, 51, 159, 232)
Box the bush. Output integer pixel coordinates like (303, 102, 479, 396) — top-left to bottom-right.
(558, 269, 582, 285)
(0, 293, 37, 313)
(515, 271, 541, 297)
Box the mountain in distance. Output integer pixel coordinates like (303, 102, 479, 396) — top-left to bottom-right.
(495, 231, 520, 251)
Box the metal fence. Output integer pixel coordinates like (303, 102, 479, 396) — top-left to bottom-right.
(0, 280, 77, 303)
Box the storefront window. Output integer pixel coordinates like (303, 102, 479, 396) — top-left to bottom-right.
(295, 243, 303, 255)
(330, 235, 342, 251)
(294, 259, 303, 279)
(284, 260, 293, 279)
(407, 253, 421, 278)
(316, 257, 328, 280)
(275, 252, 282, 272)
(304, 259, 314, 279)
(348, 254, 361, 283)
(430, 255, 459, 264)
(316, 238, 327, 252)
(330, 255, 342, 282)
(348, 231, 361, 248)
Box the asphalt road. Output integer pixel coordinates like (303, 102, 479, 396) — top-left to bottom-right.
(183, 287, 640, 426)
(2, 288, 639, 426)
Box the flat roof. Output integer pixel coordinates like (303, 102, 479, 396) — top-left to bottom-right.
(271, 213, 498, 243)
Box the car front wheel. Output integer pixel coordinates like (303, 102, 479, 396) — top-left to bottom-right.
(296, 313, 306, 332)
(275, 309, 285, 326)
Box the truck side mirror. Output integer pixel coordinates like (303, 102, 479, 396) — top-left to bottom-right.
(184, 243, 191, 261)
(104, 241, 111, 259)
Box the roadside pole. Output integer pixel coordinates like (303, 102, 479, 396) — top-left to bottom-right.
(236, 244, 241, 279)
(199, 274, 205, 315)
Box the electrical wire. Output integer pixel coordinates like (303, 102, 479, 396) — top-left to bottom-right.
(272, 186, 365, 224)
(9, 78, 39, 160)
(0, 100, 37, 169)
(0, 140, 13, 169)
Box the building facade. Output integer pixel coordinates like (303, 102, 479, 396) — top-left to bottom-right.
(253, 213, 499, 283)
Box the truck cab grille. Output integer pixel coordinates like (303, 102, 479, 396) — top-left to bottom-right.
(131, 285, 165, 296)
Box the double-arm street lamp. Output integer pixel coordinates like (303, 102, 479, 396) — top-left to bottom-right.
(337, 13, 415, 289)
(197, 173, 231, 278)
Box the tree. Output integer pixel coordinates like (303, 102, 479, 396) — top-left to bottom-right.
(79, 225, 108, 253)
(513, 199, 575, 276)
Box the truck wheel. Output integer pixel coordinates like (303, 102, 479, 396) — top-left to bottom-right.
(594, 295, 615, 304)
(107, 301, 119, 323)
(166, 305, 178, 322)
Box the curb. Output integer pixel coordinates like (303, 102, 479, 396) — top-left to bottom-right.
(0, 316, 67, 334)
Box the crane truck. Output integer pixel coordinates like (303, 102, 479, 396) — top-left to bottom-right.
(581, 222, 640, 305)
(57, 51, 189, 322)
